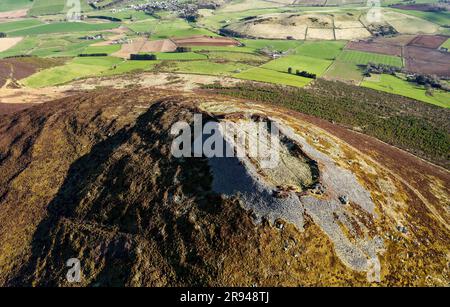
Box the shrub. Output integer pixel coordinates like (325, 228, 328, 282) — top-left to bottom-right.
(175, 47, 192, 53)
(130, 54, 157, 60)
(78, 53, 108, 57)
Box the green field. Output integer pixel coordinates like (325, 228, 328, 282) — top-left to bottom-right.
(0, 0, 32, 12)
(0, 35, 98, 58)
(441, 38, 450, 50)
(381, 0, 441, 5)
(29, 0, 92, 16)
(0, 19, 43, 33)
(32, 41, 93, 57)
(23, 62, 105, 87)
(87, 9, 152, 22)
(101, 60, 162, 76)
(197, 6, 298, 30)
(83, 45, 122, 55)
(261, 54, 333, 76)
(391, 8, 450, 27)
(324, 61, 364, 83)
(7, 22, 120, 37)
(337, 50, 403, 67)
(153, 52, 208, 61)
(190, 45, 256, 54)
(1, 3, 446, 111)
(72, 56, 122, 66)
(163, 60, 252, 76)
(203, 51, 268, 63)
(127, 19, 217, 38)
(239, 39, 303, 52)
(294, 41, 346, 60)
(362, 74, 450, 108)
(23, 56, 123, 87)
(234, 67, 312, 87)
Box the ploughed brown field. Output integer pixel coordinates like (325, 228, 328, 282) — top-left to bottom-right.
(112, 35, 240, 58)
(404, 46, 450, 77)
(346, 41, 402, 56)
(347, 35, 450, 76)
(408, 35, 449, 49)
(391, 4, 449, 12)
(171, 35, 240, 47)
(372, 34, 416, 47)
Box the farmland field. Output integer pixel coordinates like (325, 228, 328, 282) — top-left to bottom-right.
(391, 8, 450, 27)
(0, 1, 447, 108)
(381, 10, 441, 34)
(23, 56, 123, 87)
(404, 46, 450, 77)
(82, 45, 122, 55)
(203, 51, 268, 63)
(0, 35, 98, 58)
(0, 36, 38, 58)
(172, 36, 239, 47)
(86, 9, 151, 22)
(234, 67, 312, 87)
(0, 19, 43, 33)
(163, 60, 252, 76)
(153, 52, 208, 61)
(346, 41, 403, 57)
(337, 50, 404, 67)
(6, 22, 120, 37)
(294, 41, 346, 60)
(0, 0, 32, 12)
(0, 37, 23, 53)
(239, 39, 303, 52)
(261, 54, 333, 76)
(190, 45, 256, 53)
(127, 19, 217, 39)
(362, 74, 450, 108)
(28, 0, 93, 16)
(30, 35, 95, 57)
(408, 35, 449, 49)
(101, 60, 162, 76)
(441, 39, 450, 49)
(323, 61, 364, 83)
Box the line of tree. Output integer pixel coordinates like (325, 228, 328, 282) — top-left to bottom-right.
(406, 74, 447, 90)
(288, 67, 316, 79)
(362, 63, 449, 91)
(175, 47, 192, 53)
(78, 53, 108, 57)
(87, 16, 122, 22)
(362, 63, 402, 76)
(130, 54, 157, 61)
